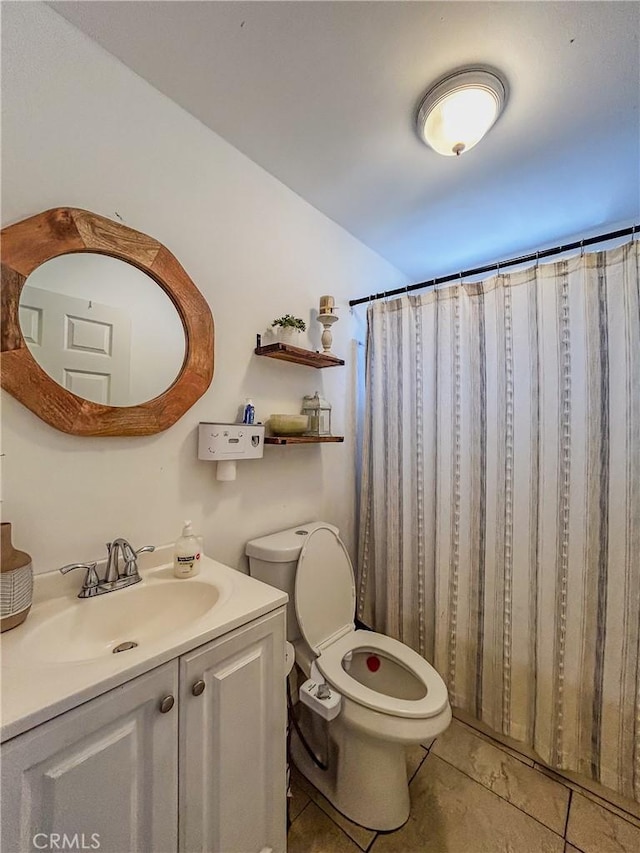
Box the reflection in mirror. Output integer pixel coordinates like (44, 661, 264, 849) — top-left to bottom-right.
(20, 254, 185, 407)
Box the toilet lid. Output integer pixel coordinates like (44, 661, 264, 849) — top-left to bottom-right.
(295, 525, 356, 654)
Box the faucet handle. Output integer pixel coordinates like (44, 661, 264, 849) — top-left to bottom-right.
(123, 541, 154, 561)
(121, 544, 155, 578)
(135, 544, 155, 557)
(60, 562, 100, 598)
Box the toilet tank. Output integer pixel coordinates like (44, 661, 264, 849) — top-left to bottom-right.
(245, 522, 338, 642)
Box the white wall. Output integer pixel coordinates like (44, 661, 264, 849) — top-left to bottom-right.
(1, 3, 407, 575)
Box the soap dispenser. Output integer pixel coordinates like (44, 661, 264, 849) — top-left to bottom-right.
(173, 520, 201, 578)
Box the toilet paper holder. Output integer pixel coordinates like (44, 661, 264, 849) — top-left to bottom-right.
(198, 422, 265, 481)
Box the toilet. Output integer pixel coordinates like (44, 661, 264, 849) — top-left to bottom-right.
(246, 522, 451, 831)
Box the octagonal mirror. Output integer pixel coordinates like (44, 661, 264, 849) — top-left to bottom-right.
(1, 208, 214, 435)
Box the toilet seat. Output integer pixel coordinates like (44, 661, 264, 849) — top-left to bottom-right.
(295, 526, 449, 720)
(314, 630, 449, 719)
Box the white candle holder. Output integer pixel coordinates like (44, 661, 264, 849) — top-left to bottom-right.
(317, 312, 339, 354)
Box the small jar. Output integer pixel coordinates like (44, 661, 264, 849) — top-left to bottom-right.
(301, 392, 332, 436)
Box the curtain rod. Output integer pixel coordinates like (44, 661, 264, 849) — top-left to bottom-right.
(349, 224, 639, 307)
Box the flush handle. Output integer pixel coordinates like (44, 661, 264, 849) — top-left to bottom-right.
(159, 695, 175, 714)
(192, 680, 206, 697)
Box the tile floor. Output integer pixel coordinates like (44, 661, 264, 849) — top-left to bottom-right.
(287, 718, 640, 853)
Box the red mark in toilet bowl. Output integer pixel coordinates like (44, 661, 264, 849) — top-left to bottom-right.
(367, 655, 381, 672)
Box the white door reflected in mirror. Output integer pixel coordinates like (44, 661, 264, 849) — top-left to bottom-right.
(19, 253, 185, 407)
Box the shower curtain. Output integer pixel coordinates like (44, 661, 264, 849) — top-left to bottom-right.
(357, 240, 640, 800)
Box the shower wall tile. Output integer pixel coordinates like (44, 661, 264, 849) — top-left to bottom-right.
(566, 793, 640, 853)
(432, 719, 570, 834)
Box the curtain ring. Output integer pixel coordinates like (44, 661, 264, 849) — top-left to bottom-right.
(535, 250, 540, 268)
(580, 238, 585, 258)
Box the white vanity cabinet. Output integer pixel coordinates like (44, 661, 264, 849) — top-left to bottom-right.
(1, 660, 179, 853)
(1, 609, 286, 853)
(179, 610, 286, 853)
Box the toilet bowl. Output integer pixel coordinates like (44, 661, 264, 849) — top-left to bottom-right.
(246, 522, 451, 831)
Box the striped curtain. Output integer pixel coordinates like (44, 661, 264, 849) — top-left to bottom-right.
(357, 240, 640, 799)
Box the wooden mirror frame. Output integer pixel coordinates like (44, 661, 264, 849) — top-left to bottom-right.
(1, 208, 214, 436)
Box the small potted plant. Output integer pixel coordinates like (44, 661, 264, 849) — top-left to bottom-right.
(271, 314, 306, 344)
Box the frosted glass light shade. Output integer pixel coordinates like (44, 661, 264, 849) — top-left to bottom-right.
(416, 68, 507, 156)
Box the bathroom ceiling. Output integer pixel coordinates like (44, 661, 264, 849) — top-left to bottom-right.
(49, 1, 639, 282)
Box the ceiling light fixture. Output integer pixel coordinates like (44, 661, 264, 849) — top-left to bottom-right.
(416, 67, 507, 157)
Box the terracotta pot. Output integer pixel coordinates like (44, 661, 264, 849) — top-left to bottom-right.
(1, 522, 33, 632)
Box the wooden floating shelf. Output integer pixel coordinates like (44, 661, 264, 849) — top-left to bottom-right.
(255, 343, 344, 369)
(264, 435, 345, 445)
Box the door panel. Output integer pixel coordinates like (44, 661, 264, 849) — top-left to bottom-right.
(179, 610, 286, 853)
(1, 662, 178, 853)
(19, 284, 131, 405)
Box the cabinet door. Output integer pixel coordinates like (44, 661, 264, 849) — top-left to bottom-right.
(2, 661, 178, 853)
(179, 609, 287, 853)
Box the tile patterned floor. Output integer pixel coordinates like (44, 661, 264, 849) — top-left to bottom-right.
(287, 719, 640, 853)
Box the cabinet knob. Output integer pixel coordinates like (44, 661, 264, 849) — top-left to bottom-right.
(159, 695, 175, 713)
(192, 679, 206, 696)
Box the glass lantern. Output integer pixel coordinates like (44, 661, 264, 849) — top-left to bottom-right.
(301, 392, 332, 437)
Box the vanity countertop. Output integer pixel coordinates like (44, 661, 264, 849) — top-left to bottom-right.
(1, 546, 287, 742)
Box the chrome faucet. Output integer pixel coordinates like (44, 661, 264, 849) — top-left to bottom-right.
(61, 539, 155, 599)
(104, 538, 153, 583)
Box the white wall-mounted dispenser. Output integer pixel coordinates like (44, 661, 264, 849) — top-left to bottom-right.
(198, 423, 265, 481)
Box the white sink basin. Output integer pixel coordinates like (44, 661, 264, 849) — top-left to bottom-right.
(19, 579, 224, 663)
(1, 548, 288, 743)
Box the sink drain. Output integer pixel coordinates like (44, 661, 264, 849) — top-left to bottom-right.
(113, 641, 138, 653)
